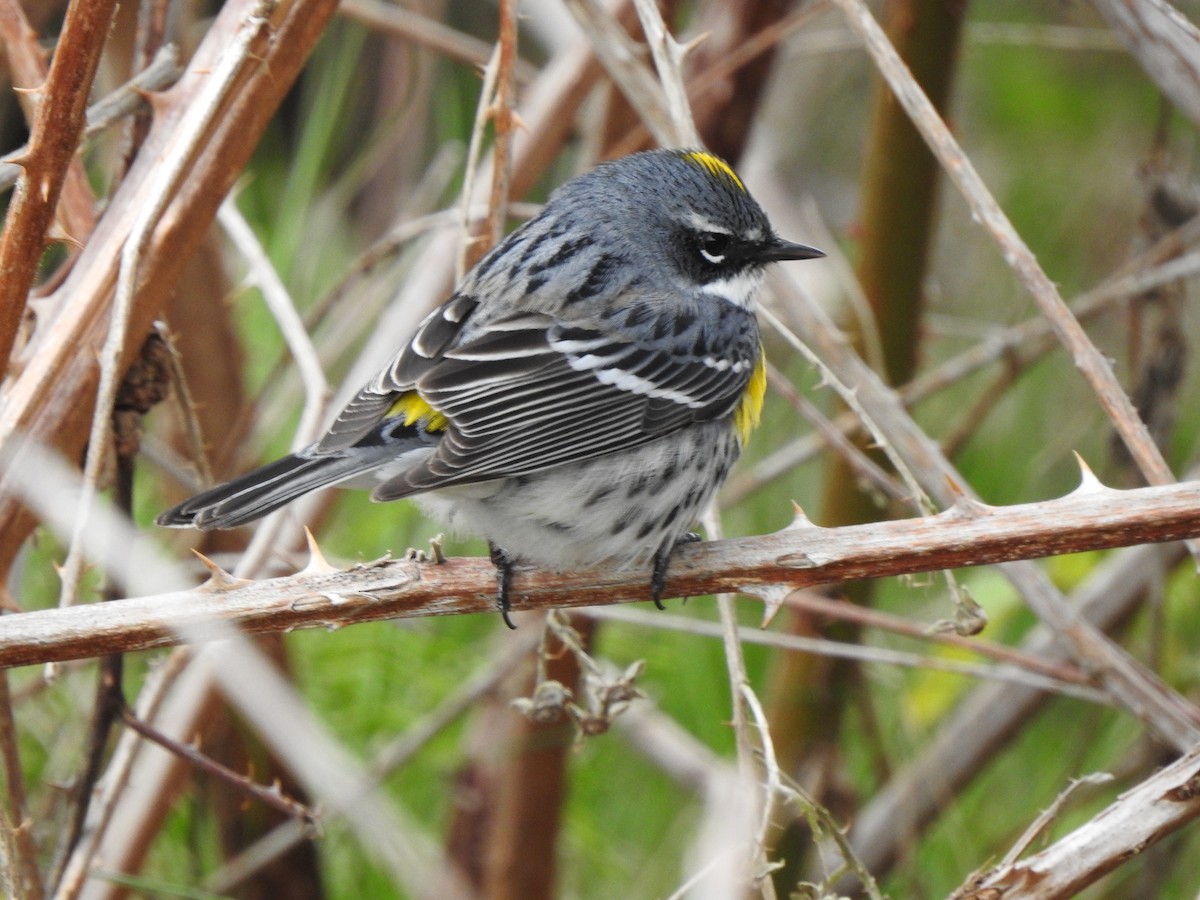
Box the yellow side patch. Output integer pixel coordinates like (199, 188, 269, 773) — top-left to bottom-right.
(680, 150, 745, 192)
(387, 392, 448, 432)
(734, 351, 766, 445)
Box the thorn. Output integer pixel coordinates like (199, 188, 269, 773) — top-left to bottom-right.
(192, 549, 249, 590)
(757, 585, 791, 627)
(429, 533, 446, 565)
(944, 473, 969, 498)
(786, 501, 813, 529)
(947, 494, 989, 517)
(1072, 451, 1109, 493)
(680, 31, 710, 55)
(300, 528, 338, 575)
(47, 223, 83, 250)
(142, 87, 174, 115)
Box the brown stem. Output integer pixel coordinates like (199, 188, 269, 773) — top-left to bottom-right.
(0, 0, 113, 371)
(118, 705, 315, 825)
(0, 671, 42, 900)
(0, 0, 341, 581)
(7, 477, 1200, 675)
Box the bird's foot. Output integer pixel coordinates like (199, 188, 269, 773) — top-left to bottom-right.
(489, 542, 518, 630)
(650, 532, 701, 609)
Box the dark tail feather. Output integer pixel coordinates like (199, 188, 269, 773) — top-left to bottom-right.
(157, 448, 388, 530)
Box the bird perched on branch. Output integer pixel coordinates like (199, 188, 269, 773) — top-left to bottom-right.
(159, 149, 823, 627)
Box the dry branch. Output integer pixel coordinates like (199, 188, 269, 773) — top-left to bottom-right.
(6, 477, 1200, 669)
(846, 539, 1187, 880)
(0, 0, 116, 371)
(1090, 0, 1200, 130)
(832, 0, 1182, 501)
(953, 740, 1200, 899)
(0, 0, 340, 578)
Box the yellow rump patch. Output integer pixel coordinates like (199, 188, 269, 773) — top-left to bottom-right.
(680, 150, 745, 192)
(387, 392, 448, 433)
(734, 351, 766, 446)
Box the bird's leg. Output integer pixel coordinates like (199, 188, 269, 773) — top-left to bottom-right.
(650, 532, 701, 609)
(489, 542, 518, 630)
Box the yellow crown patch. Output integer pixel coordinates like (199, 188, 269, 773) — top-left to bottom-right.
(679, 150, 745, 192)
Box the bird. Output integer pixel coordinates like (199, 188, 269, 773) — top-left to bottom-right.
(158, 148, 824, 627)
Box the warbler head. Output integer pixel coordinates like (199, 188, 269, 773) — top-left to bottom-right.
(550, 149, 823, 308)
(466, 149, 823, 322)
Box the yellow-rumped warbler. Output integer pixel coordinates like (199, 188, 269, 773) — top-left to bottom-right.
(159, 149, 823, 626)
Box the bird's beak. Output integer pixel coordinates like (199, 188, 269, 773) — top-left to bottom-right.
(759, 238, 825, 262)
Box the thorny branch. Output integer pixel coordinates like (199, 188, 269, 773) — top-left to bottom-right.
(8, 472, 1200, 669)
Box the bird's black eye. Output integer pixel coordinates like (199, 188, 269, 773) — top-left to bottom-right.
(698, 232, 731, 265)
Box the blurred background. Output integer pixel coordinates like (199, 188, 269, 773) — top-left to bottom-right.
(5, 0, 1200, 897)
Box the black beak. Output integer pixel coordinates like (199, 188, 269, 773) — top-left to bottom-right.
(758, 237, 825, 262)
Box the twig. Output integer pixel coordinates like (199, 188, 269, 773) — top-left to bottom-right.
(54, 647, 194, 898)
(51, 650, 123, 886)
(761, 303, 937, 518)
(582, 606, 1108, 704)
(703, 502, 781, 899)
(563, 0, 675, 146)
(764, 360, 908, 505)
(1089, 0, 1200, 130)
(831, 0, 1190, 528)
(118, 703, 315, 824)
(779, 592, 1090, 687)
(339, 0, 537, 82)
(54, 1, 278, 614)
(740, 683, 785, 862)
(155, 321, 215, 489)
(484, 0, 519, 250)
(217, 197, 330, 452)
(996, 772, 1115, 870)
(457, 43, 504, 278)
(631, 0, 699, 146)
(967, 22, 1122, 50)
(953, 741, 1200, 899)
(0, 671, 42, 900)
(606, 2, 833, 159)
(0, 0, 116, 374)
(0, 46, 184, 193)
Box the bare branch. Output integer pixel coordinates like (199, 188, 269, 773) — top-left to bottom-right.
(56, 1, 279, 613)
(8, 475, 1200, 669)
(954, 742, 1200, 899)
(0, 0, 116, 371)
(339, 0, 537, 81)
(846, 540, 1186, 879)
(218, 197, 331, 450)
(831, 0, 1187, 511)
(1090, 0, 1200, 130)
(0, 672, 42, 900)
(0, 46, 184, 194)
(0, 0, 341, 581)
